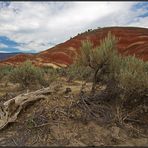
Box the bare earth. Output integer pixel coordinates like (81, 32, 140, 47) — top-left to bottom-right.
(0, 79, 147, 146)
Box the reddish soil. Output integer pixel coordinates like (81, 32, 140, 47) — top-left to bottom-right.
(0, 54, 35, 66)
(0, 27, 148, 67)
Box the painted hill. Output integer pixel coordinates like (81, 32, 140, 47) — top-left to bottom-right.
(0, 27, 148, 67)
(0, 53, 22, 61)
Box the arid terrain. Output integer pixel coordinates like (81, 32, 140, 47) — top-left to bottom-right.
(0, 27, 147, 146)
(0, 79, 147, 146)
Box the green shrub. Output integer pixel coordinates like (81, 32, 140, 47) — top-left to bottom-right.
(42, 66, 58, 75)
(56, 67, 67, 77)
(65, 63, 93, 81)
(9, 61, 46, 88)
(0, 65, 13, 81)
(56, 63, 92, 82)
(118, 55, 148, 98)
(42, 66, 59, 84)
(77, 32, 148, 102)
(78, 32, 119, 91)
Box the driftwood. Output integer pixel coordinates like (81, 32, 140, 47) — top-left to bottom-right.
(0, 86, 55, 130)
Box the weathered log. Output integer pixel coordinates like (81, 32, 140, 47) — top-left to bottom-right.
(0, 86, 54, 130)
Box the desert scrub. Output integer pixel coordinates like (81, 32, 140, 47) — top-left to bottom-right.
(66, 63, 93, 81)
(78, 32, 119, 92)
(0, 65, 13, 82)
(42, 66, 59, 84)
(77, 32, 148, 103)
(117, 55, 148, 101)
(9, 61, 46, 89)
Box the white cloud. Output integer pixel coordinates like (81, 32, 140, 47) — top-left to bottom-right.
(128, 16, 148, 28)
(0, 2, 147, 52)
(0, 50, 9, 53)
(0, 43, 8, 48)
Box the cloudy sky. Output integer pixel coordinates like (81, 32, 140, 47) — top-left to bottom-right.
(0, 1, 148, 53)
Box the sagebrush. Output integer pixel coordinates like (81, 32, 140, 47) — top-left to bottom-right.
(9, 61, 46, 88)
(77, 32, 148, 104)
(0, 65, 13, 82)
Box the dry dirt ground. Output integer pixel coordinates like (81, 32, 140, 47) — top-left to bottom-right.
(0, 79, 147, 146)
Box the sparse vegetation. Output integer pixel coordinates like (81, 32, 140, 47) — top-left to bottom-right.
(76, 32, 148, 127)
(42, 66, 59, 84)
(65, 63, 93, 82)
(0, 31, 147, 147)
(87, 29, 92, 32)
(117, 55, 148, 104)
(9, 61, 46, 89)
(119, 56, 148, 93)
(0, 65, 13, 82)
(77, 32, 148, 101)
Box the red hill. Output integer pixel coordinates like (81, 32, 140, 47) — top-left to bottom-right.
(0, 27, 148, 67)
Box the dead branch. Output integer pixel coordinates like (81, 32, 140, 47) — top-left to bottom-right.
(0, 86, 57, 130)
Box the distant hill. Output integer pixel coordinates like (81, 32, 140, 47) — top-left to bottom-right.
(0, 53, 22, 61)
(0, 27, 148, 67)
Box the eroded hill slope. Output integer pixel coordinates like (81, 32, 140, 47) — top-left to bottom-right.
(0, 27, 148, 67)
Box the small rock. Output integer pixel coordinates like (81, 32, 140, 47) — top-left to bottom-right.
(64, 88, 72, 94)
(111, 126, 120, 138)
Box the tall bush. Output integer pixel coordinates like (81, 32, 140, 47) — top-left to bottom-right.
(78, 32, 119, 92)
(78, 32, 148, 103)
(118, 55, 148, 100)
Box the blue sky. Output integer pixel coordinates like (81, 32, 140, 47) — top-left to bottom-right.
(0, 1, 148, 53)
